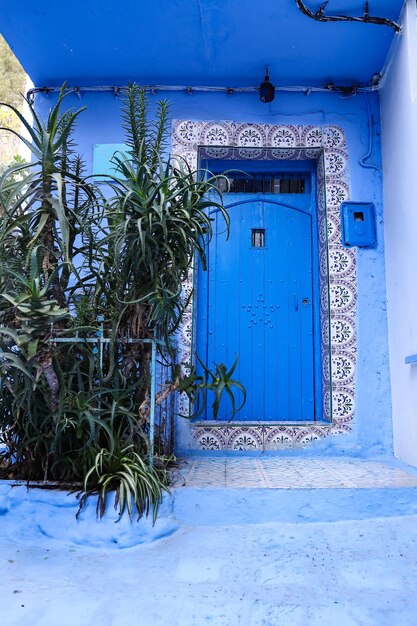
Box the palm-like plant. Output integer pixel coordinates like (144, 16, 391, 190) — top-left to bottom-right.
(0, 84, 245, 518)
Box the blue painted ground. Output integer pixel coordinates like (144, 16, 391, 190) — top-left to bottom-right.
(1, 477, 417, 625)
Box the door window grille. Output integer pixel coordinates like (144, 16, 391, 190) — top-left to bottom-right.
(215, 173, 307, 194)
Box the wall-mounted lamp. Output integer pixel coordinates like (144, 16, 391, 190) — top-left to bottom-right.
(259, 66, 275, 103)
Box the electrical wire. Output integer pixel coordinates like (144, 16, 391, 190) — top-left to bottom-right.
(295, 0, 401, 33)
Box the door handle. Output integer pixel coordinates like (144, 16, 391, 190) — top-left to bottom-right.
(293, 294, 298, 311)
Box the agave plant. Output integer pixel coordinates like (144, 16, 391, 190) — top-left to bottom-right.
(0, 84, 245, 519)
(171, 356, 246, 420)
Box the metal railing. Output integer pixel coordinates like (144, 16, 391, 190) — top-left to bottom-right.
(13, 317, 176, 466)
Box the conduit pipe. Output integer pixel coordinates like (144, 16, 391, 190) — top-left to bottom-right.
(359, 92, 380, 172)
(27, 82, 378, 104)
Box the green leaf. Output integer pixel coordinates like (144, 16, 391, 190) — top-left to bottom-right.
(0, 350, 32, 378)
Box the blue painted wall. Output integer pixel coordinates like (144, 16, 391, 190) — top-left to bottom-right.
(380, 0, 417, 467)
(34, 89, 392, 455)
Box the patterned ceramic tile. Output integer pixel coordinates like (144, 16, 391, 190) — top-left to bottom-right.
(228, 427, 264, 451)
(191, 427, 229, 451)
(263, 427, 297, 451)
(171, 121, 356, 450)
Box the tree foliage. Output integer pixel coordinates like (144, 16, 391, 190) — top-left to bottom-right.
(0, 35, 26, 167)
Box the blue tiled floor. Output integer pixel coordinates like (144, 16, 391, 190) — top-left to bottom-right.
(173, 457, 417, 489)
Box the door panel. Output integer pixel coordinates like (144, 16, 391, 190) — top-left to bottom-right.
(197, 198, 315, 421)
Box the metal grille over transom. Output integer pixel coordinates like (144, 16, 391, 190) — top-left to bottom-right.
(216, 173, 306, 194)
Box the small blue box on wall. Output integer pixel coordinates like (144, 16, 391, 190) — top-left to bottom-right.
(340, 201, 377, 248)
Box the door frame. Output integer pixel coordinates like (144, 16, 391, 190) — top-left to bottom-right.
(172, 121, 357, 451)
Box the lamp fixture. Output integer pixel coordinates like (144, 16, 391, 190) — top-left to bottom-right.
(259, 66, 275, 103)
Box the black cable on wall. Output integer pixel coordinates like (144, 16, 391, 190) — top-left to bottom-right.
(295, 0, 401, 33)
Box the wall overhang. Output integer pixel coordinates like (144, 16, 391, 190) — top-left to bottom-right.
(0, 1, 404, 88)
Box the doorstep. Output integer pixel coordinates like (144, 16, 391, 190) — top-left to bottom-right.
(171, 456, 417, 489)
(168, 456, 417, 525)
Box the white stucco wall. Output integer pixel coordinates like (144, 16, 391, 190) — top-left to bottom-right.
(381, 0, 417, 466)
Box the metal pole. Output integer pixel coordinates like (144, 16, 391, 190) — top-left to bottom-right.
(97, 315, 104, 372)
(149, 339, 157, 467)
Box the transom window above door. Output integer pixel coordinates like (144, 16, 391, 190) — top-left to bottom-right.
(215, 172, 308, 194)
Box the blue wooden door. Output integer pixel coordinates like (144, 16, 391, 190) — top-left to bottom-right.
(197, 194, 315, 421)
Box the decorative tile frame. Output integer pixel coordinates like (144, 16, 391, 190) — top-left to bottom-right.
(171, 121, 356, 451)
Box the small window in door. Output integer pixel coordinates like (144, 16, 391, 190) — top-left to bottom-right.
(252, 228, 266, 248)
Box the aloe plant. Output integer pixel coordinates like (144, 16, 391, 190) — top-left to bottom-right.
(0, 84, 245, 518)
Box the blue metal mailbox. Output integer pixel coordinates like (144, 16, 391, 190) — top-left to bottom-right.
(340, 201, 376, 248)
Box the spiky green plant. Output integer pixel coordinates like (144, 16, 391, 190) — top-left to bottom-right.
(0, 87, 102, 480)
(0, 84, 245, 519)
(83, 446, 168, 521)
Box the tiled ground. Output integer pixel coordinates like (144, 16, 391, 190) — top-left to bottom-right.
(171, 457, 417, 489)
